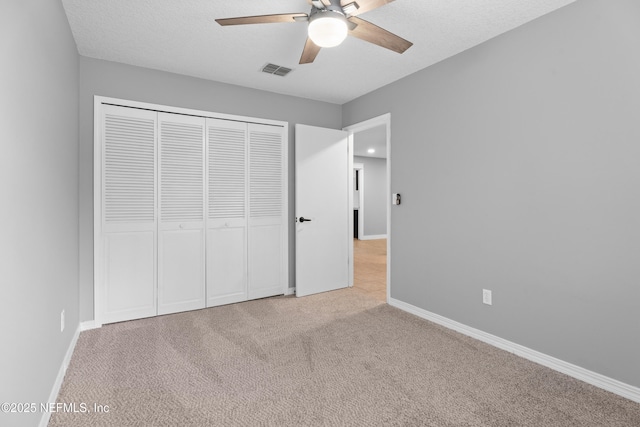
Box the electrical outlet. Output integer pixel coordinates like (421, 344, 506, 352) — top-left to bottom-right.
(61, 309, 65, 332)
(482, 289, 492, 306)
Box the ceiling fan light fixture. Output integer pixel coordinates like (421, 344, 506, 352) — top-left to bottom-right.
(308, 11, 348, 48)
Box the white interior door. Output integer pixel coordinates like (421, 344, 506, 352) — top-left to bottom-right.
(157, 113, 206, 315)
(248, 123, 287, 299)
(101, 105, 158, 323)
(96, 97, 289, 324)
(206, 118, 248, 307)
(295, 124, 349, 297)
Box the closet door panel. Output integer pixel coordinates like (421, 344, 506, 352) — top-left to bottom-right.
(248, 219, 283, 299)
(159, 229, 205, 312)
(158, 113, 206, 315)
(206, 119, 248, 307)
(103, 231, 156, 323)
(207, 227, 246, 306)
(101, 105, 157, 324)
(248, 124, 286, 298)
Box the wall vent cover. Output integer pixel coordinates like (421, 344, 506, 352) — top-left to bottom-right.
(261, 63, 293, 77)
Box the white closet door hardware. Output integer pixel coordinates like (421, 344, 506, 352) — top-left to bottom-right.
(100, 105, 158, 324)
(157, 113, 206, 315)
(206, 119, 248, 307)
(248, 123, 286, 299)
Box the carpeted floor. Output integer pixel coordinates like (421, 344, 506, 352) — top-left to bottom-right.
(50, 288, 640, 426)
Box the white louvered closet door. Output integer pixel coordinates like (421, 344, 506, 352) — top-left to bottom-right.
(248, 123, 286, 299)
(101, 105, 158, 324)
(157, 113, 206, 315)
(206, 119, 248, 307)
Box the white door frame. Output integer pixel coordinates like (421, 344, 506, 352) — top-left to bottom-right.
(343, 113, 391, 301)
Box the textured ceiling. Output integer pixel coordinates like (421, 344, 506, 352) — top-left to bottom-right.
(61, 0, 575, 104)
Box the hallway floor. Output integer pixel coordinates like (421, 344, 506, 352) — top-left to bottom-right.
(353, 238, 387, 302)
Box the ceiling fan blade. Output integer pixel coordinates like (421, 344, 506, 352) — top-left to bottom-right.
(348, 16, 412, 54)
(216, 13, 308, 26)
(299, 38, 322, 64)
(343, 0, 395, 17)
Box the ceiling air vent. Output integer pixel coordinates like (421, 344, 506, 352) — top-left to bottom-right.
(261, 63, 293, 77)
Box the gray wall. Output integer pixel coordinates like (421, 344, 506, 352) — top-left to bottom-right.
(78, 57, 342, 321)
(354, 156, 387, 237)
(343, 0, 640, 388)
(0, 1, 79, 426)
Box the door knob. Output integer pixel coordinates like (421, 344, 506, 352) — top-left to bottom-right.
(299, 217, 312, 223)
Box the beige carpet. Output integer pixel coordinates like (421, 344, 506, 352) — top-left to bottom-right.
(50, 289, 640, 426)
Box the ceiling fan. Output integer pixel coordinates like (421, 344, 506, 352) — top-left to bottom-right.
(215, 0, 412, 64)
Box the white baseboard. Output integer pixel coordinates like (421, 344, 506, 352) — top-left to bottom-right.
(39, 324, 81, 427)
(284, 287, 296, 296)
(80, 320, 101, 331)
(358, 234, 387, 241)
(388, 298, 640, 404)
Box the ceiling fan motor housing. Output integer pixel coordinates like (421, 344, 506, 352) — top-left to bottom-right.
(309, 0, 348, 20)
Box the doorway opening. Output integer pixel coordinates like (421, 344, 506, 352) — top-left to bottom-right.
(344, 114, 390, 303)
